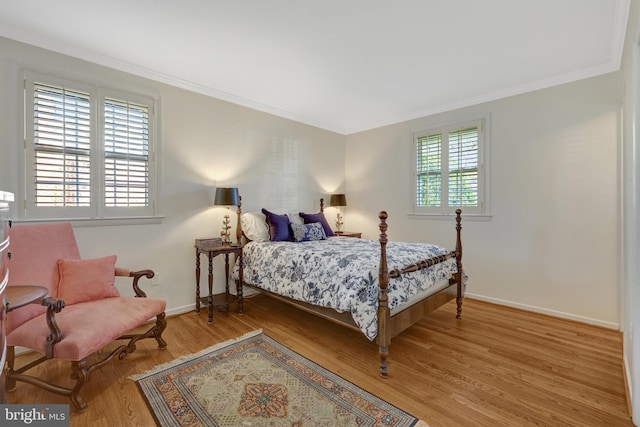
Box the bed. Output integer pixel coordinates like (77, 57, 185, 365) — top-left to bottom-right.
(232, 198, 464, 377)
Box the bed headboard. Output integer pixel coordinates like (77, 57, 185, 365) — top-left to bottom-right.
(237, 197, 326, 244)
(235, 195, 243, 245)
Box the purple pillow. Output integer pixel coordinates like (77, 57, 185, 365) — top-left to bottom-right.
(262, 208, 292, 241)
(298, 211, 335, 237)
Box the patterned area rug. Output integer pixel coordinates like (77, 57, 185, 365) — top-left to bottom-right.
(131, 330, 428, 427)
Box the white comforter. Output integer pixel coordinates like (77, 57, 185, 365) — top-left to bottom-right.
(232, 236, 458, 340)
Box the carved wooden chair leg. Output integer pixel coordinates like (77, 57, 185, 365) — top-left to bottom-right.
(118, 313, 168, 355)
(154, 312, 168, 348)
(69, 360, 90, 413)
(5, 346, 16, 392)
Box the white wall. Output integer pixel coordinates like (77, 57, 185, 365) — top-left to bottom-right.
(345, 73, 622, 329)
(0, 36, 345, 314)
(0, 33, 627, 393)
(621, 0, 640, 422)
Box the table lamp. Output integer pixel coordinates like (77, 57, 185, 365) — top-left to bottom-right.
(329, 193, 347, 232)
(214, 187, 240, 244)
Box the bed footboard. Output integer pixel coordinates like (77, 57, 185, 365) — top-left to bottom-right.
(376, 209, 463, 378)
(377, 212, 391, 378)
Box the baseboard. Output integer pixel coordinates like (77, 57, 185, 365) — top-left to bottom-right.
(623, 355, 634, 419)
(165, 286, 260, 318)
(166, 303, 196, 317)
(465, 293, 619, 330)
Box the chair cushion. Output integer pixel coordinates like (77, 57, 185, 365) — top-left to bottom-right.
(7, 296, 166, 361)
(58, 255, 120, 305)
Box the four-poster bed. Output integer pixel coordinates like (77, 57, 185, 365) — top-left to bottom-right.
(232, 198, 464, 377)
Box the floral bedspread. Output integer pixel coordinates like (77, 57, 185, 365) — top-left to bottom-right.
(232, 236, 459, 340)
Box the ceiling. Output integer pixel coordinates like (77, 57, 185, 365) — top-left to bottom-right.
(0, 1, 630, 135)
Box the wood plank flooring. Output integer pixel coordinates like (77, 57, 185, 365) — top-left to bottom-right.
(7, 296, 633, 427)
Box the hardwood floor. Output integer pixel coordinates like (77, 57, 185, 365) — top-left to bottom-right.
(7, 296, 633, 427)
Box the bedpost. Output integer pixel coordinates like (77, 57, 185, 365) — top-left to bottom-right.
(320, 198, 324, 212)
(236, 195, 243, 246)
(377, 211, 391, 378)
(455, 209, 463, 319)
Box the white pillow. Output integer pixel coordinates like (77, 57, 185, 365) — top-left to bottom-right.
(241, 212, 270, 242)
(287, 212, 303, 225)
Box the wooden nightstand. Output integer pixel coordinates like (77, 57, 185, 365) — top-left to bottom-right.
(195, 240, 243, 323)
(334, 231, 362, 238)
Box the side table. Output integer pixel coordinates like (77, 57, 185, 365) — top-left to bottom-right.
(334, 231, 362, 238)
(5, 285, 49, 313)
(194, 241, 243, 323)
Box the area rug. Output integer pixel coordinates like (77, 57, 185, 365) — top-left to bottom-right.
(131, 330, 428, 427)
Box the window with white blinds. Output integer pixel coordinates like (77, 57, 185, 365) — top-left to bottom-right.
(414, 118, 486, 215)
(24, 71, 158, 220)
(104, 98, 149, 207)
(32, 83, 92, 208)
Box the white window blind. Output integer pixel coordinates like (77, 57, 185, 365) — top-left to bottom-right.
(104, 98, 150, 207)
(414, 118, 486, 215)
(23, 70, 159, 221)
(448, 127, 478, 207)
(33, 83, 92, 207)
(416, 133, 442, 207)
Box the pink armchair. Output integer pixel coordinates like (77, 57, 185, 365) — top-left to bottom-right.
(5, 222, 167, 413)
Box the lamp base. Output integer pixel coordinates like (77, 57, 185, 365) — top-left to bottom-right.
(220, 212, 232, 244)
(335, 211, 343, 232)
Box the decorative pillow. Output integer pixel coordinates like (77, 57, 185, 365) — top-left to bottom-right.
(291, 222, 327, 242)
(262, 208, 292, 241)
(57, 255, 120, 305)
(287, 212, 303, 225)
(298, 211, 335, 237)
(241, 211, 270, 242)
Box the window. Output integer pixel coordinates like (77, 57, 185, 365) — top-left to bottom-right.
(23, 71, 159, 220)
(104, 98, 150, 207)
(414, 118, 488, 215)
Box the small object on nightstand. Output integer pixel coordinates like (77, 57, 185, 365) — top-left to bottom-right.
(334, 231, 362, 238)
(195, 237, 223, 248)
(194, 240, 243, 324)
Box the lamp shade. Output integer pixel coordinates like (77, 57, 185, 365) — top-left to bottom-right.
(214, 187, 240, 206)
(329, 193, 347, 207)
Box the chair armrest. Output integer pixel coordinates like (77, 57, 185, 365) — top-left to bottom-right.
(42, 297, 65, 359)
(115, 268, 154, 298)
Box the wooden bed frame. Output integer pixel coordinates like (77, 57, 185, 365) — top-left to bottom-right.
(234, 198, 463, 377)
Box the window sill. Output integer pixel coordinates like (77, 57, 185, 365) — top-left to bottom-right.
(407, 212, 493, 221)
(13, 215, 165, 227)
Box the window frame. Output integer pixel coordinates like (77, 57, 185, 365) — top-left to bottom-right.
(22, 70, 161, 222)
(412, 116, 490, 216)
